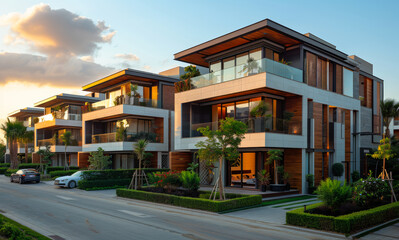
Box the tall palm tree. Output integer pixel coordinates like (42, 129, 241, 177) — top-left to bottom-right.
(1, 119, 26, 169)
(380, 99, 399, 138)
(21, 130, 34, 163)
(132, 139, 148, 189)
(60, 131, 72, 170)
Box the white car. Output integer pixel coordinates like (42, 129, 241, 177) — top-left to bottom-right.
(54, 171, 83, 188)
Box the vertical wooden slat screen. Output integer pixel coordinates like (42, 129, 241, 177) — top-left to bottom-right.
(329, 62, 334, 92)
(336, 64, 343, 94)
(366, 78, 373, 108)
(306, 52, 317, 87)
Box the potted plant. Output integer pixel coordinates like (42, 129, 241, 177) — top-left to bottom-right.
(257, 169, 270, 192)
(283, 171, 290, 190)
(249, 101, 269, 132)
(306, 174, 316, 194)
(241, 57, 260, 76)
(268, 150, 287, 191)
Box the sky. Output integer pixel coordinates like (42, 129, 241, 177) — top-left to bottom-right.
(0, 0, 398, 141)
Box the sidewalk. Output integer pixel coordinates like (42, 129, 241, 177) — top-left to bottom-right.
(360, 221, 399, 240)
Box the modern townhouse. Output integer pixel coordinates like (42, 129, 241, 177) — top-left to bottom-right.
(32, 93, 100, 167)
(78, 68, 179, 169)
(172, 19, 383, 193)
(5, 107, 44, 162)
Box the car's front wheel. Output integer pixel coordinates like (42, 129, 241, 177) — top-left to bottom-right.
(10, 177, 13, 183)
(68, 181, 76, 188)
(36, 180, 40, 184)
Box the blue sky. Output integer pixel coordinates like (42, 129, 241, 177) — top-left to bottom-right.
(0, 0, 398, 141)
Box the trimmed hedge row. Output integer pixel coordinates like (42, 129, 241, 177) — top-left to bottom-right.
(0, 213, 50, 240)
(47, 166, 79, 173)
(18, 163, 41, 169)
(0, 163, 10, 168)
(286, 202, 399, 234)
(116, 189, 262, 212)
(5, 169, 17, 177)
(50, 170, 78, 179)
(78, 179, 131, 190)
(0, 167, 7, 174)
(81, 168, 169, 181)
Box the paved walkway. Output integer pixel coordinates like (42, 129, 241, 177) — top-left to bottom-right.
(360, 222, 399, 240)
(225, 197, 320, 224)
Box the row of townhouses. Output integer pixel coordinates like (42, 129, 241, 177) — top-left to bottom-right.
(5, 19, 386, 193)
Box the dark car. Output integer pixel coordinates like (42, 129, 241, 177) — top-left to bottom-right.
(10, 169, 40, 184)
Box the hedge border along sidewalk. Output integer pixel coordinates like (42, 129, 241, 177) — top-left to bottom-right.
(0, 213, 50, 240)
(286, 201, 399, 235)
(116, 189, 262, 213)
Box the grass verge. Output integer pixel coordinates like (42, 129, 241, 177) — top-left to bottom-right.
(0, 213, 50, 240)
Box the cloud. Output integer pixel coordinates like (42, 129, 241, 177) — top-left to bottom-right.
(115, 53, 140, 61)
(1, 4, 116, 58)
(0, 52, 114, 87)
(80, 55, 94, 62)
(143, 65, 151, 70)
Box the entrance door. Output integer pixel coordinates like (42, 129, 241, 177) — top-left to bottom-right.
(229, 153, 256, 188)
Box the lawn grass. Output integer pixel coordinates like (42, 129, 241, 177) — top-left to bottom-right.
(272, 199, 319, 208)
(0, 213, 50, 240)
(262, 195, 316, 206)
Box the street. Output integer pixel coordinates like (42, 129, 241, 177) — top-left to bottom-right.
(0, 176, 345, 240)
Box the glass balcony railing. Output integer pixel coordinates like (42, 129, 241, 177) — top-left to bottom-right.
(189, 117, 302, 137)
(38, 138, 81, 147)
(37, 112, 81, 123)
(190, 58, 303, 89)
(91, 131, 162, 144)
(88, 96, 160, 112)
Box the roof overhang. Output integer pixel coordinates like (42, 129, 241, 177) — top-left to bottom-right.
(8, 107, 44, 118)
(82, 69, 179, 93)
(34, 94, 100, 108)
(174, 19, 348, 67)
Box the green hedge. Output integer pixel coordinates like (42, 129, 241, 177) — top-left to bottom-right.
(5, 169, 17, 177)
(116, 189, 262, 212)
(0, 167, 7, 174)
(50, 170, 78, 179)
(47, 166, 79, 173)
(81, 168, 169, 181)
(286, 202, 399, 234)
(0, 163, 10, 168)
(18, 163, 40, 169)
(0, 213, 50, 240)
(78, 179, 131, 190)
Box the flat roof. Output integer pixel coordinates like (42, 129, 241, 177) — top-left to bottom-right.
(82, 68, 179, 92)
(8, 107, 44, 118)
(34, 93, 100, 108)
(174, 18, 349, 67)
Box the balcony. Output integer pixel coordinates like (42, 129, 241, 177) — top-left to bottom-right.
(189, 117, 301, 137)
(37, 138, 81, 147)
(394, 120, 399, 126)
(37, 112, 81, 123)
(87, 96, 160, 112)
(188, 58, 303, 90)
(91, 132, 162, 144)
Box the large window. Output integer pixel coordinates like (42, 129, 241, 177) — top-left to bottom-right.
(343, 68, 354, 97)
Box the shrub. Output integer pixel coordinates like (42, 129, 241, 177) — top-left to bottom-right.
(352, 174, 390, 207)
(315, 178, 352, 209)
(0, 163, 10, 168)
(180, 171, 200, 191)
(148, 171, 163, 184)
(78, 179, 131, 190)
(81, 168, 168, 181)
(18, 163, 41, 169)
(154, 171, 182, 192)
(116, 189, 262, 212)
(47, 166, 79, 173)
(351, 171, 360, 183)
(0, 222, 25, 239)
(5, 169, 17, 177)
(0, 167, 7, 174)
(332, 163, 344, 177)
(50, 170, 78, 179)
(0, 214, 50, 240)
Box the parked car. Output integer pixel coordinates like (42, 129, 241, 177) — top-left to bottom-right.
(54, 171, 83, 188)
(10, 169, 40, 184)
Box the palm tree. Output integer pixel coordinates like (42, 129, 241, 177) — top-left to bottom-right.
(60, 131, 72, 170)
(129, 139, 148, 189)
(21, 130, 34, 163)
(380, 99, 399, 138)
(1, 119, 26, 169)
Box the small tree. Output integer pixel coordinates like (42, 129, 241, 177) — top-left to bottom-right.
(332, 163, 344, 180)
(60, 131, 72, 170)
(129, 139, 149, 189)
(196, 117, 247, 200)
(37, 144, 54, 173)
(88, 147, 111, 170)
(1, 119, 26, 169)
(370, 138, 393, 179)
(21, 130, 34, 163)
(267, 150, 283, 184)
(380, 99, 399, 138)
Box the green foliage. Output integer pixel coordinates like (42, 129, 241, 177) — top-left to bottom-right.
(0, 142, 6, 162)
(81, 168, 168, 181)
(180, 65, 200, 81)
(249, 101, 269, 118)
(352, 174, 390, 207)
(315, 178, 352, 209)
(180, 171, 200, 191)
(1, 118, 26, 169)
(257, 170, 271, 185)
(78, 179, 131, 190)
(351, 171, 360, 183)
(332, 163, 344, 177)
(116, 189, 262, 212)
(36, 145, 55, 168)
(287, 202, 399, 234)
(5, 169, 17, 177)
(370, 138, 393, 161)
(47, 166, 78, 173)
(380, 99, 399, 138)
(267, 149, 283, 184)
(153, 171, 182, 192)
(0, 163, 10, 168)
(50, 170, 78, 179)
(306, 174, 314, 187)
(18, 163, 40, 169)
(0, 214, 50, 240)
(187, 162, 199, 172)
(0, 167, 7, 174)
(88, 147, 111, 170)
(116, 121, 127, 141)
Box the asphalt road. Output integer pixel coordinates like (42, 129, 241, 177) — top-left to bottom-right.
(0, 176, 345, 240)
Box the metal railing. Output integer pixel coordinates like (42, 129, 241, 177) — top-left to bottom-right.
(37, 112, 81, 123)
(189, 58, 303, 89)
(37, 138, 81, 146)
(91, 131, 161, 144)
(90, 96, 160, 112)
(190, 117, 302, 137)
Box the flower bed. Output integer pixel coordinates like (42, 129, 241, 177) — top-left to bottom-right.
(116, 188, 262, 212)
(286, 201, 399, 234)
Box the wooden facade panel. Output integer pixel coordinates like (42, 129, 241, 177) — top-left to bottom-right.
(170, 152, 192, 171)
(366, 78, 373, 108)
(306, 52, 317, 87)
(284, 148, 302, 193)
(336, 64, 343, 94)
(162, 85, 175, 110)
(285, 96, 302, 134)
(78, 152, 90, 168)
(313, 102, 323, 149)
